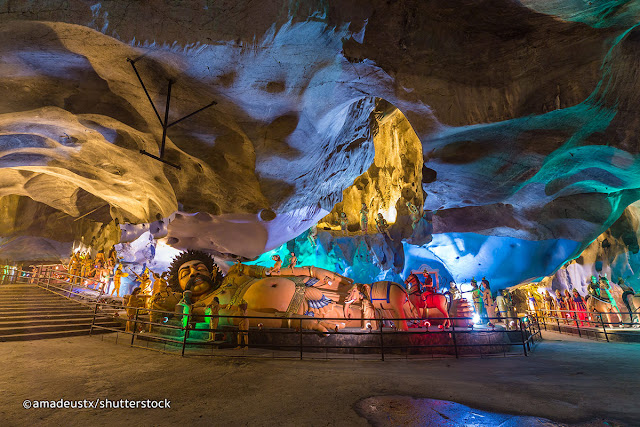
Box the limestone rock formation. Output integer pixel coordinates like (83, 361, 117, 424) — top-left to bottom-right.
(1, 1, 640, 288)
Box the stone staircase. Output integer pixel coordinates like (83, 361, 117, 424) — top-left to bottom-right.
(0, 282, 123, 341)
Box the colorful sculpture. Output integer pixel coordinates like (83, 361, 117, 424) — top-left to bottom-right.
(481, 278, 495, 325)
(235, 300, 249, 348)
(124, 287, 146, 333)
(343, 283, 377, 329)
(449, 281, 461, 300)
(111, 264, 128, 297)
(471, 279, 485, 321)
(375, 213, 393, 240)
(307, 224, 318, 247)
(555, 289, 568, 323)
(405, 273, 451, 328)
(360, 203, 369, 232)
(285, 252, 297, 269)
(572, 289, 589, 327)
(406, 201, 421, 229)
(67, 252, 80, 284)
(267, 255, 282, 275)
(542, 290, 555, 317)
(338, 212, 349, 236)
(586, 275, 622, 326)
(344, 281, 418, 331)
(207, 297, 228, 341)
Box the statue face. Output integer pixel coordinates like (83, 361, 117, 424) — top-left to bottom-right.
(177, 260, 215, 297)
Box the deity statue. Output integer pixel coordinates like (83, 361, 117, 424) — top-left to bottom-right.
(338, 212, 349, 236)
(375, 213, 393, 241)
(471, 279, 485, 321)
(206, 296, 228, 341)
(111, 264, 128, 297)
(124, 287, 146, 333)
(360, 203, 369, 233)
(449, 281, 461, 300)
(235, 300, 250, 349)
(555, 289, 568, 323)
(267, 255, 282, 275)
(307, 224, 318, 247)
(285, 252, 297, 269)
(572, 288, 589, 327)
(67, 252, 81, 285)
(80, 254, 93, 281)
(542, 290, 555, 317)
(481, 278, 495, 325)
(587, 275, 600, 298)
(406, 201, 421, 229)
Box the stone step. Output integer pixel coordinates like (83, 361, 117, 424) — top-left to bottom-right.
(0, 317, 95, 327)
(0, 308, 95, 317)
(0, 327, 120, 342)
(0, 301, 89, 309)
(0, 321, 122, 336)
(0, 312, 106, 321)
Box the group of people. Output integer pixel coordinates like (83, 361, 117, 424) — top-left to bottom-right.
(67, 248, 118, 292)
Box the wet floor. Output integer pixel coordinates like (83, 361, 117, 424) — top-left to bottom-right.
(355, 396, 616, 426)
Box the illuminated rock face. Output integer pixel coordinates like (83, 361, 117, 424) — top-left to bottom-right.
(1, 1, 640, 288)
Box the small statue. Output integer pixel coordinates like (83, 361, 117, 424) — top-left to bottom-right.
(207, 296, 228, 341)
(527, 290, 538, 314)
(286, 252, 297, 269)
(81, 254, 93, 279)
(543, 290, 555, 317)
(471, 279, 484, 321)
(375, 213, 393, 241)
(572, 288, 589, 326)
(111, 264, 128, 297)
(449, 281, 461, 300)
(587, 275, 600, 298)
(481, 278, 495, 325)
(555, 289, 568, 323)
(421, 269, 435, 294)
(495, 289, 508, 321)
(267, 255, 282, 275)
(307, 224, 318, 247)
(406, 201, 421, 229)
(338, 212, 349, 236)
(139, 270, 152, 295)
(67, 252, 81, 284)
(124, 287, 146, 333)
(599, 275, 620, 312)
(95, 249, 106, 266)
(618, 278, 636, 319)
(360, 203, 369, 233)
(235, 300, 249, 349)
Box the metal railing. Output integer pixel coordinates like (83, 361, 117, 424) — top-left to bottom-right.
(88, 300, 541, 360)
(527, 308, 639, 342)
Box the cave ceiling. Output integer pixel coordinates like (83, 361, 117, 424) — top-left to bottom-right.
(1, 0, 640, 284)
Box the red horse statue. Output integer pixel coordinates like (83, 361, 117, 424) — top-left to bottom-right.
(405, 273, 451, 328)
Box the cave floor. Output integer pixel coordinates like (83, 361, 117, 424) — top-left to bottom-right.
(1, 331, 637, 426)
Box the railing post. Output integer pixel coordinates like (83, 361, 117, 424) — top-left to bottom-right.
(451, 318, 459, 359)
(130, 307, 140, 346)
(574, 312, 581, 338)
(181, 312, 191, 357)
(520, 318, 528, 356)
(600, 313, 609, 342)
(299, 318, 303, 360)
(379, 317, 384, 361)
(89, 302, 99, 336)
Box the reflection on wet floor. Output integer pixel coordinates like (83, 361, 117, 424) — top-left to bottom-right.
(355, 396, 613, 426)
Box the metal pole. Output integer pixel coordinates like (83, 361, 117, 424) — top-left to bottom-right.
(520, 318, 527, 356)
(451, 319, 459, 359)
(89, 302, 99, 336)
(379, 318, 384, 361)
(600, 313, 609, 342)
(160, 80, 173, 158)
(182, 312, 191, 357)
(299, 318, 303, 360)
(574, 312, 582, 338)
(130, 307, 139, 346)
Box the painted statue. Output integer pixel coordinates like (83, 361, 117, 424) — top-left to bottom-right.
(111, 264, 128, 297)
(124, 287, 146, 333)
(405, 273, 451, 328)
(585, 275, 622, 326)
(527, 291, 538, 315)
(587, 275, 600, 298)
(481, 278, 495, 325)
(542, 290, 555, 317)
(360, 203, 369, 232)
(307, 224, 318, 247)
(449, 281, 461, 300)
(286, 252, 298, 269)
(375, 213, 393, 241)
(472, 279, 485, 320)
(343, 283, 377, 329)
(207, 296, 228, 341)
(572, 289, 589, 327)
(168, 250, 348, 333)
(555, 289, 568, 323)
(618, 278, 639, 323)
(344, 281, 418, 331)
(339, 212, 349, 236)
(235, 300, 250, 348)
(406, 201, 421, 229)
(267, 255, 282, 275)
(67, 252, 81, 284)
